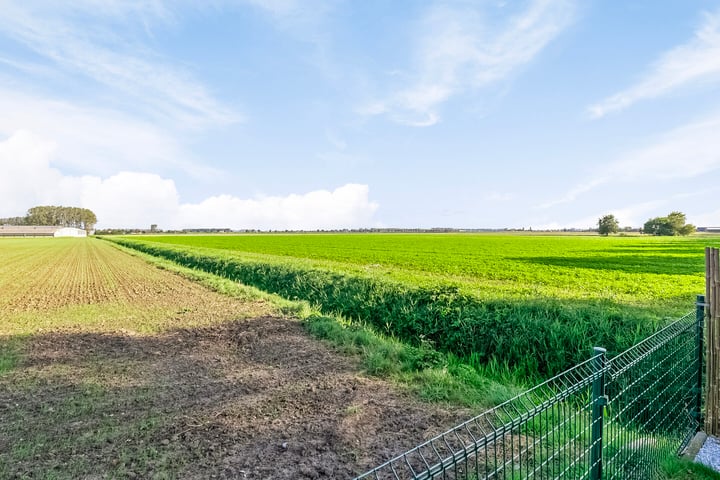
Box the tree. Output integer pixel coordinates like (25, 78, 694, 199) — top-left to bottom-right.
(643, 211, 695, 236)
(0, 216, 28, 226)
(25, 205, 97, 232)
(598, 214, 620, 236)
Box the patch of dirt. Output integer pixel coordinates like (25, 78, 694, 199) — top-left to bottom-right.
(1, 317, 470, 479)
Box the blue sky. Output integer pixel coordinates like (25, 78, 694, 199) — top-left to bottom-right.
(1, 1, 719, 230)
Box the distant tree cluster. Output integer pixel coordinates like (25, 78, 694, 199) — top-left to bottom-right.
(598, 211, 695, 236)
(0, 206, 97, 232)
(643, 211, 695, 236)
(0, 215, 27, 226)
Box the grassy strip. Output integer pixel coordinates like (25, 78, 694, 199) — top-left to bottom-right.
(304, 314, 519, 407)
(109, 240, 520, 408)
(107, 239, 309, 319)
(107, 237, 667, 378)
(0, 335, 24, 375)
(661, 456, 720, 480)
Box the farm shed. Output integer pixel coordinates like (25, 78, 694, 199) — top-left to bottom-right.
(0, 226, 87, 237)
(0, 225, 58, 237)
(54, 227, 87, 237)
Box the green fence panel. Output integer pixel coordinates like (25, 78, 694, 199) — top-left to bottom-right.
(356, 306, 702, 480)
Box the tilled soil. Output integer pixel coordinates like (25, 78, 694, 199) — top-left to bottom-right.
(1, 316, 469, 479)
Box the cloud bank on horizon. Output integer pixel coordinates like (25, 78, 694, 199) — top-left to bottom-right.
(0, 131, 377, 230)
(0, 1, 719, 230)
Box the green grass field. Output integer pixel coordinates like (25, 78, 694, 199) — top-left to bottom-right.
(126, 233, 712, 306)
(110, 233, 720, 377)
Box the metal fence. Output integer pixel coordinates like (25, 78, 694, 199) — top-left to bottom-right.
(355, 296, 705, 480)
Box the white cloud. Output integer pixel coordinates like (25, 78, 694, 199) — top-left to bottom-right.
(0, 2, 238, 129)
(0, 130, 62, 214)
(0, 131, 378, 230)
(363, 0, 575, 126)
(178, 184, 378, 230)
(81, 172, 181, 229)
(589, 9, 720, 118)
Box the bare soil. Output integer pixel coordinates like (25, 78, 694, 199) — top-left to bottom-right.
(1, 316, 468, 479)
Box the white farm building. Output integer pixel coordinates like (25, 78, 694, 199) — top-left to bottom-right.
(54, 227, 87, 237)
(0, 226, 88, 237)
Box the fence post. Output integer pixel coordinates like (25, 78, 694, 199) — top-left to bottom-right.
(695, 294, 706, 427)
(590, 346, 607, 480)
(707, 247, 720, 435)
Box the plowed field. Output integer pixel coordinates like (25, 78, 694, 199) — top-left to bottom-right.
(0, 239, 462, 479)
(0, 237, 273, 332)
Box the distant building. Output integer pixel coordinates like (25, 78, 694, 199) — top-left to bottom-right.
(181, 228, 232, 233)
(54, 227, 87, 237)
(0, 226, 87, 237)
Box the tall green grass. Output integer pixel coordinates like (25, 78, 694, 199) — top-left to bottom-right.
(661, 456, 720, 480)
(107, 237, 675, 378)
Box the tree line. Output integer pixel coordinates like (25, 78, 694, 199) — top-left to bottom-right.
(598, 211, 696, 236)
(0, 206, 97, 232)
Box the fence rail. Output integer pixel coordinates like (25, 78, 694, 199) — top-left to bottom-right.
(356, 299, 704, 480)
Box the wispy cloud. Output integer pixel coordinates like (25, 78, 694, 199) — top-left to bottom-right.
(233, 0, 339, 52)
(0, 2, 238, 129)
(597, 189, 717, 227)
(607, 116, 720, 180)
(0, 85, 218, 178)
(361, 0, 575, 126)
(484, 191, 515, 202)
(538, 113, 720, 208)
(243, 0, 299, 15)
(588, 8, 720, 118)
(536, 177, 609, 209)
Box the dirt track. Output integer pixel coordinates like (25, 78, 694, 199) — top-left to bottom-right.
(2, 316, 467, 479)
(0, 239, 469, 478)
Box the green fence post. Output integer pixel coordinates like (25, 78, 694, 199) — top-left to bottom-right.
(590, 346, 607, 480)
(695, 294, 706, 427)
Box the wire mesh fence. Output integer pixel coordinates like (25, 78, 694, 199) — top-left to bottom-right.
(603, 309, 701, 479)
(355, 300, 704, 480)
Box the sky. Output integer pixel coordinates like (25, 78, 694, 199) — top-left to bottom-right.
(1, 0, 720, 230)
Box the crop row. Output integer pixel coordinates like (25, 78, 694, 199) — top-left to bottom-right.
(109, 237, 669, 377)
